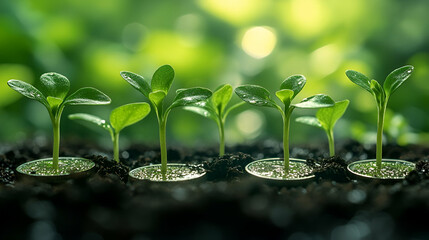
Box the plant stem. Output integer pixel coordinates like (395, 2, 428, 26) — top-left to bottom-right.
(283, 108, 292, 174)
(52, 119, 60, 171)
(159, 118, 168, 176)
(218, 117, 225, 157)
(376, 104, 386, 175)
(113, 132, 120, 163)
(328, 129, 335, 157)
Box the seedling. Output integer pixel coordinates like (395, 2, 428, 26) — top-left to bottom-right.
(69, 102, 151, 163)
(235, 75, 335, 174)
(346, 65, 413, 174)
(183, 84, 244, 156)
(296, 100, 349, 156)
(7, 72, 111, 171)
(121, 65, 212, 176)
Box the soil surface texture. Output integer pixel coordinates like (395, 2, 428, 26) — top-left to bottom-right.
(1, 139, 428, 240)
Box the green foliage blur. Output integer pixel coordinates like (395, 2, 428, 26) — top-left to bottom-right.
(1, 0, 429, 149)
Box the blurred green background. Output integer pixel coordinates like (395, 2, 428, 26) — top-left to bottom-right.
(1, 0, 429, 149)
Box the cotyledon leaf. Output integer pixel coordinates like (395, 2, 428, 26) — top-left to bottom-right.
(7, 79, 50, 109)
(293, 94, 335, 109)
(383, 65, 414, 98)
(110, 102, 151, 132)
(235, 85, 278, 108)
(64, 87, 111, 105)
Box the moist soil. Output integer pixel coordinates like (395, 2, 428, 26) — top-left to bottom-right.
(1, 139, 429, 240)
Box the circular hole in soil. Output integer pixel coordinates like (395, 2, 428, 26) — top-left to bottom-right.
(348, 159, 415, 180)
(129, 163, 206, 182)
(16, 157, 95, 177)
(245, 158, 314, 180)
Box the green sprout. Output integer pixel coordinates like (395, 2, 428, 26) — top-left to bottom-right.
(7, 72, 111, 170)
(69, 103, 151, 163)
(235, 75, 335, 173)
(296, 100, 349, 156)
(346, 65, 414, 173)
(183, 84, 244, 156)
(120, 65, 212, 175)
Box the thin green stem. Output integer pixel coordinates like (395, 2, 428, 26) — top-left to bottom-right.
(376, 104, 386, 175)
(327, 129, 335, 157)
(283, 108, 293, 174)
(159, 118, 167, 176)
(113, 132, 120, 163)
(218, 117, 225, 157)
(51, 106, 65, 171)
(52, 119, 60, 171)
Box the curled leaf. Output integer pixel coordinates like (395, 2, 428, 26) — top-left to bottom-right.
(211, 84, 233, 114)
(149, 90, 166, 109)
(275, 89, 294, 107)
(370, 80, 385, 106)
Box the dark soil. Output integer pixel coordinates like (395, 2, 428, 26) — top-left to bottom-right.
(1, 139, 429, 240)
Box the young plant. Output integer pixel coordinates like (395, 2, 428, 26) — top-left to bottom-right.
(120, 65, 212, 175)
(235, 75, 335, 173)
(296, 100, 349, 156)
(7, 72, 111, 170)
(69, 103, 151, 163)
(346, 65, 414, 173)
(183, 84, 244, 156)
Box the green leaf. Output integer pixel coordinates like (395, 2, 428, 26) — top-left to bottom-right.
(383, 65, 414, 98)
(120, 71, 151, 98)
(39, 72, 70, 100)
(275, 89, 294, 107)
(47, 96, 63, 109)
(316, 99, 349, 131)
(68, 113, 112, 132)
(110, 102, 151, 132)
(296, 116, 322, 128)
(279, 75, 306, 99)
(370, 80, 385, 106)
(169, 87, 212, 110)
(149, 90, 166, 108)
(211, 84, 232, 114)
(345, 70, 372, 94)
(151, 65, 175, 94)
(293, 94, 335, 109)
(7, 79, 50, 109)
(235, 85, 278, 108)
(64, 87, 111, 105)
(183, 102, 218, 121)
